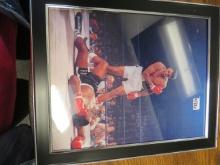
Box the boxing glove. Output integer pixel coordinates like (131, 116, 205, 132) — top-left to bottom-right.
(71, 136, 84, 149)
(150, 85, 163, 95)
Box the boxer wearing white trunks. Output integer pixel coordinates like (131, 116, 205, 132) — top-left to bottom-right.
(122, 65, 143, 94)
(96, 61, 177, 103)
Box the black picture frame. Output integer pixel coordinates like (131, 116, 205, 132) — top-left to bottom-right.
(31, 0, 219, 164)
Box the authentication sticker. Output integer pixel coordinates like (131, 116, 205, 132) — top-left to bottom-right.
(193, 97, 200, 111)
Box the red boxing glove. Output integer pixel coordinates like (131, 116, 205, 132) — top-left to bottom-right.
(71, 136, 84, 149)
(150, 85, 163, 95)
(75, 96, 88, 117)
(127, 92, 139, 100)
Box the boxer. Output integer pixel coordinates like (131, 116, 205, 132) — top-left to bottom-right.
(74, 36, 177, 102)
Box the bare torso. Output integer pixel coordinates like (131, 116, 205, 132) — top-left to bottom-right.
(142, 62, 168, 89)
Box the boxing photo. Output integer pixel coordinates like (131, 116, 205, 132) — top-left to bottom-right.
(46, 6, 209, 152)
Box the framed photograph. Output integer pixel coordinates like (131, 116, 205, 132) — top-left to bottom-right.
(31, 0, 219, 164)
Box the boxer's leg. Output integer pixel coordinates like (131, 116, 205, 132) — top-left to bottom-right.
(106, 65, 125, 77)
(74, 37, 89, 68)
(96, 85, 126, 103)
(90, 53, 108, 79)
(90, 53, 125, 78)
(75, 12, 82, 34)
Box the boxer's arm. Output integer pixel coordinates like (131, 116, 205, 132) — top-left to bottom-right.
(139, 90, 151, 96)
(143, 64, 165, 94)
(68, 75, 88, 117)
(127, 90, 151, 100)
(77, 127, 85, 139)
(142, 70, 154, 88)
(142, 71, 163, 94)
(71, 127, 85, 149)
